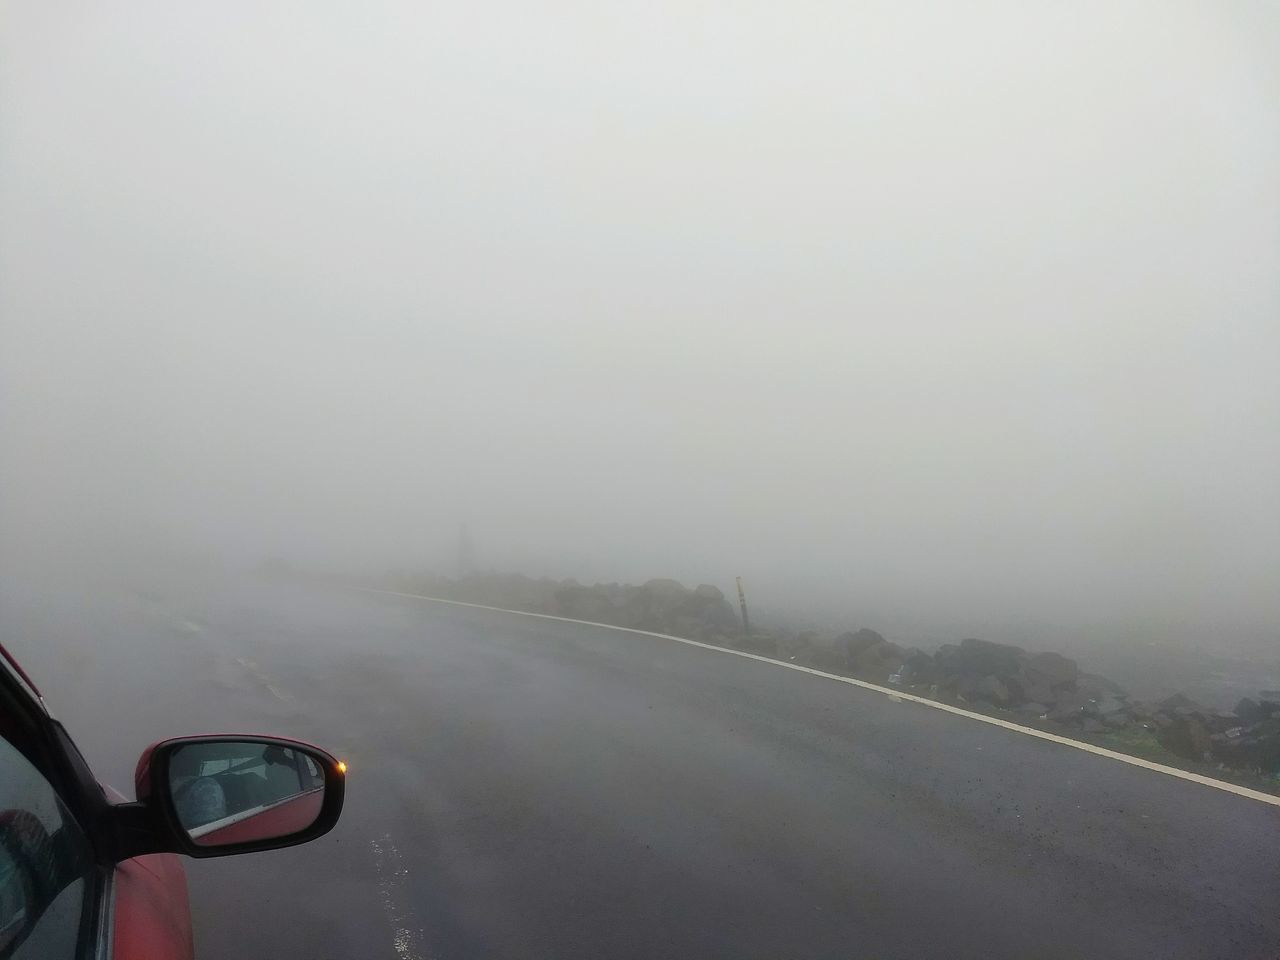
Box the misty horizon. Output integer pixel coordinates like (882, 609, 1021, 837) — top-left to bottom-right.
(3, 2, 1278, 658)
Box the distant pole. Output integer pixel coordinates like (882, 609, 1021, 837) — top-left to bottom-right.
(735, 576, 752, 636)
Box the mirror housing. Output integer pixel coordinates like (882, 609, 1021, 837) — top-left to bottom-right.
(114, 735, 345, 861)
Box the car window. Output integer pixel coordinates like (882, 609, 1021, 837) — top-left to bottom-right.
(0, 735, 94, 960)
(300, 754, 323, 790)
(173, 742, 322, 835)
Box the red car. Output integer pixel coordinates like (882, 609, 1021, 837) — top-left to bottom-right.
(0, 644, 346, 960)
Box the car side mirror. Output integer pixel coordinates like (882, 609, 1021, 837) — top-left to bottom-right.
(125, 735, 345, 859)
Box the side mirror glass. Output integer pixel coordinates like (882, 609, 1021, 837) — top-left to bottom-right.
(144, 736, 344, 857)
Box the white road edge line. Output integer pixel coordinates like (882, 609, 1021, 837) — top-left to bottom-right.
(357, 587, 1280, 809)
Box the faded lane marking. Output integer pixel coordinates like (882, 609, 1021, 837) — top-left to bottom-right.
(359, 588, 1280, 809)
(233, 656, 295, 704)
(369, 834, 427, 960)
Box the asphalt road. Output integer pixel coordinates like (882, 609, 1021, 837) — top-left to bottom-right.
(3, 574, 1279, 959)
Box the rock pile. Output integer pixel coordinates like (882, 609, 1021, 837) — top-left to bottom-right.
(1150, 694, 1280, 769)
(552, 578, 740, 637)
(779, 632, 1280, 775)
(387, 571, 1280, 779)
(400, 572, 741, 640)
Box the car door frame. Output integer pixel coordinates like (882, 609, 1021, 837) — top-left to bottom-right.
(0, 649, 135, 960)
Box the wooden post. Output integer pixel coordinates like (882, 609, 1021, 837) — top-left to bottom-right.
(735, 576, 752, 636)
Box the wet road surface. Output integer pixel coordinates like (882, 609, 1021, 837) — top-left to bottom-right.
(3, 575, 1278, 959)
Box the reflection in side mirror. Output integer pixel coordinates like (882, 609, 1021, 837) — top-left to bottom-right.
(167, 740, 331, 848)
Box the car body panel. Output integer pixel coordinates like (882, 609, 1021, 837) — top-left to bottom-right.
(196, 788, 324, 846)
(0, 645, 341, 958)
(101, 783, 195, 960)
(112, 854, 194, 960)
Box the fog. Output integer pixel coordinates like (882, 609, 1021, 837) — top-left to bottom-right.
(3, 1, 1278, 655)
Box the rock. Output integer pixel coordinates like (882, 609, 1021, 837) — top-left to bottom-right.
(850, 640, 905, 676)
(1209, 711, 1241, 731)
(837, 629, 886, 663)
(1157, 714, 1213, 760)
(1158, 692, 1208, 715)
(1128, 700, 1155, 720)
(802, 632, 837, 652)
(1077, 673, 1128, 699)
(1236, 698, 1264, 722)
(1088, 696, 1127, 718)
(1248, 718, 1280, 739)
(1010, 680, 1058, 707)
(1021, 651, 1079, 690)
(901, 649, 937, 685)
(956, 674, 1013, 705)
(1210, 717, 1280, 769)
(955, 638, 1025, 677)
(976, 674, 1013, 704)
(1046, 695, 1088, 724)
(544, 577, 741, 638)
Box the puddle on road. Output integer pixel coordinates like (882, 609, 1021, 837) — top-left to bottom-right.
(370, 833, 429, 960)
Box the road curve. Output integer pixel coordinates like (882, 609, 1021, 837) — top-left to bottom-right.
(5, 577, 1278, 959)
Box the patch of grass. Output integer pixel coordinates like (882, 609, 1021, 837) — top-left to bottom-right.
(1084, 726, 1280, 797)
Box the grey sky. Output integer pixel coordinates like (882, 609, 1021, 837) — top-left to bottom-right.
(3, 1, 1278, 648)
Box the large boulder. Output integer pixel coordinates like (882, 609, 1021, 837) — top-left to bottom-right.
(933, 643, 963, 678)
(1045, 692, 1090, 724)
(1087, 696, 1127, 719)
(954, 638, 1025, 678)
(1236, 698, 1265, 723)
(900, 649, 937, 685)
(1158, 692, 1208, 715)
(933, 639, 1081, 709)
(1021, 652, 1079, 691)
(1006, 672, 1059, 707)
(958, 674, 1014, 705)
(1127, 700, 1155, 720)
(849, 640, 906, 680)
(546, 577, 737, 637)
(1077, 673, 1128, 699)
(1158, 714, 1213, 760)
(837, 629, 887, 665)
(1090, 698, 1133, 728)
(689, 586, 739, 633)
(1232, 718, 1280, 771)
